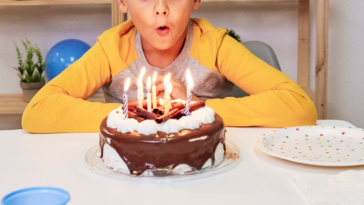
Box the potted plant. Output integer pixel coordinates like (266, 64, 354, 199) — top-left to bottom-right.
(227, 29, 242, 43)
(14, 39, 46, 103)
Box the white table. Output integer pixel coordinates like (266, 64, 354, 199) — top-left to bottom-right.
(0, 120, 363, 205)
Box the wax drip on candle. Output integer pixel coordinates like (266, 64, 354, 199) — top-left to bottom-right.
(137, 67, 145, 108)
(123, 77, 130, 119)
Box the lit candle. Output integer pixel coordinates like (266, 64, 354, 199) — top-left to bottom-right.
(137, 67, 145, 108)
(165, 82, 172, 113)
(152, 72, 157, 109)
(147, 76, 152, 112)
(185, 69, 194, 115)
(164, 73, 171, 104)
(123, 77, 130, 120)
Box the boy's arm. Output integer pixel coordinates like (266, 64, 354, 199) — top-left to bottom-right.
(22, 39, 120, 133)
(206, 35, 317, 127)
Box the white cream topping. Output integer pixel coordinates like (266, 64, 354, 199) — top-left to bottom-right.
(106, 107, 124, 129)
(137, 120, 159, 135)
(117, 118, 139, 133)
(158, 119, 183, 134)
(179, 115, 200, 130)
(191, 106, 215, 124)
(106, 101, 215, 134)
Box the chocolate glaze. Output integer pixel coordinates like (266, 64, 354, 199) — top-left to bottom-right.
(99, 113, 226, 176)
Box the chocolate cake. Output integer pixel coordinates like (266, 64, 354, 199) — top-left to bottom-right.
(99, 100, 226, 176)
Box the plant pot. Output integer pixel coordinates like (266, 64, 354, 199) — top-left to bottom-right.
(20, 81, 45, 103)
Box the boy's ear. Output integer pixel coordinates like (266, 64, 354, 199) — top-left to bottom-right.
(117, 0, 128, 13)
(192, 0, 201, 10)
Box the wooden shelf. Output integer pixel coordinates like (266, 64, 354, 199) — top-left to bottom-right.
(0, 93, 105, 115)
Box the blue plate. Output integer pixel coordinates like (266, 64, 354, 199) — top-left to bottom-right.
(2, 187, 70, 205)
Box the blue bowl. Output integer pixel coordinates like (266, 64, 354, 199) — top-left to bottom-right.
(1, 187, 70, 205)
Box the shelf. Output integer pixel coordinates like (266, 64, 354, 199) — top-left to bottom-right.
(0, 93, 105, 115)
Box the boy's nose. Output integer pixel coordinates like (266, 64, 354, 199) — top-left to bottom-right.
(154, 0, 169, 16)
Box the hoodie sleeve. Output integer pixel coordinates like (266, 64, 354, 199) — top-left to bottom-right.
(206, 34, 317, 127)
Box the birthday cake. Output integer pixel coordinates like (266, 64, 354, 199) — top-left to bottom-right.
(98, 100, 226, 176)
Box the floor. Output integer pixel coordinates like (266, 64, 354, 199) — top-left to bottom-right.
(0, 114, 22, 130)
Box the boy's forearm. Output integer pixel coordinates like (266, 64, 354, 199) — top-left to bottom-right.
(22, 87, 120, 133)
(206, 85, 317, 127)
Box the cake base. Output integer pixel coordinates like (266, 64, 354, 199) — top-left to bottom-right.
(85, 140, 240, 183)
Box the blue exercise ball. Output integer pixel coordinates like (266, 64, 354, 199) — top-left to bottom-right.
(45, 39, 90, 81)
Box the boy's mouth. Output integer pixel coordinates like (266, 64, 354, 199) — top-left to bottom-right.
(156, 25, 170, 36)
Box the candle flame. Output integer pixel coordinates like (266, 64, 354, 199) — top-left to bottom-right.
(168, 82, 172, 94)
(147, 76, 151, 91)
(138, 67, 145, 86)
(124, 77, 130, 92)
(153, 72, 157, 84)
(187, 69, 193, 85)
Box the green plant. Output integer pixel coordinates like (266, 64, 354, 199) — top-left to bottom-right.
(14, 39, 46, 83)
(227, 29, 242, 43)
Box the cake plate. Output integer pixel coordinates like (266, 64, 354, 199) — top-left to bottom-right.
(84, 140, 240, 183)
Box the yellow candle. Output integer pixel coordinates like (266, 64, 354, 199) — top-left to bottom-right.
(147, 76, 152, 112)
(152, 72, 157, 109)
(165, 82, 172, 113)
(163, 73, 171, 105)
(137, 67, 145, 107)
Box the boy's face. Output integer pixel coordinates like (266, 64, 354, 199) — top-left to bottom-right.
(118, 0, 200, 51)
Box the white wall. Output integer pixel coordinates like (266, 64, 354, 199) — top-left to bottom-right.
(0, 0, 363, 127)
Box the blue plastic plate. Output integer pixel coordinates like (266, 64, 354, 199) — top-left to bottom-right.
(1, 187, 70, 205)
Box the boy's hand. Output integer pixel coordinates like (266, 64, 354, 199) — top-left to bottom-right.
(154, 74, 202, 102)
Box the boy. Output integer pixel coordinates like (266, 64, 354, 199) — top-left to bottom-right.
(22, 0, 317, 133)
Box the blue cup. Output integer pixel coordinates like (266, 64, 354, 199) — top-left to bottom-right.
(1, 187, 70, 205)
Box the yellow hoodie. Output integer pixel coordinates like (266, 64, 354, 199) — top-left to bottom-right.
(22, 18, 317, 133)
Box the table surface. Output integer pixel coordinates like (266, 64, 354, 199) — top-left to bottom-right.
(1, 120, 363, 205)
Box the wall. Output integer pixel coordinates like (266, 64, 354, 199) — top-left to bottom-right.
(0, 0, 363, 127)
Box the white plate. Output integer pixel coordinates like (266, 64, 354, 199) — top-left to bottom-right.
(84, 140, 241, 183)
(255, 125, 364, 166)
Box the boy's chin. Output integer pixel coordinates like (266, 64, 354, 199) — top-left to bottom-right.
(150, 41, 176, 51)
